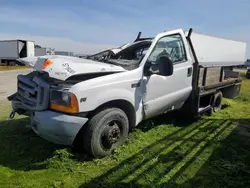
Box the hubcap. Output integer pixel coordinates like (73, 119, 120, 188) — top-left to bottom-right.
(101, 121, 121, 150)
(108, 125, 120, 144)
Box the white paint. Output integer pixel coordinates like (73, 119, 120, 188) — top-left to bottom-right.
(26, 41, 35, 57)
(186, 31, 247, 66)
(141, 29, 193, 118)
(12, 28, 247, 127)
(18, 55, 126, 81)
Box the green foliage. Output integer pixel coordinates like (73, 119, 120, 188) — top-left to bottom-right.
(0, 66, 31, 71)
(0, 76, 250, 187)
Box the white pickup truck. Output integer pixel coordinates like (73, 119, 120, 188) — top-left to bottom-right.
(8, 28, 247, 158)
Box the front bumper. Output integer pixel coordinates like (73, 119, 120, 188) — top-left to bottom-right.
(31, 110, 88, 145)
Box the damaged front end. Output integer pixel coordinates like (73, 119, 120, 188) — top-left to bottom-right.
(8, 70, 88, 146)
(7, 55, 124, 145)
(8, 71, 57, 119)
(8, 55, 125, 119)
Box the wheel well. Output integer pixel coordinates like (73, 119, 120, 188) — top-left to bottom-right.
(88, 100, 136, 129)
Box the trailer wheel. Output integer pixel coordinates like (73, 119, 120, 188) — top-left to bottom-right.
(9, 61, 17, 66)
(83, 108, 129, 158)
(212, 91, 223, 113)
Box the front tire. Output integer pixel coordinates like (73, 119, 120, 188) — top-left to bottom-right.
(83, 108, 129, 158)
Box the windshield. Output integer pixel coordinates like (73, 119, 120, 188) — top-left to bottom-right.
(86, 40, 152, 70)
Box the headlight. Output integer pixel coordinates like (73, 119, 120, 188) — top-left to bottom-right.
(50, 90, 79, 113)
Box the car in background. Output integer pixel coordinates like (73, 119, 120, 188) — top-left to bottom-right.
(246, 68, 250, 79)
(246, 59, 250, 67)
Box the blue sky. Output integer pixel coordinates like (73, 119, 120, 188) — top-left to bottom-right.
(0, 0, 249, 57)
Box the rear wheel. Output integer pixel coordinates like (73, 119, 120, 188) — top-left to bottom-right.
(207, 91, 223, 116)
(83, 108, 129, 158)
(9, 61, 17, 66)
(212, 91, 223, 113)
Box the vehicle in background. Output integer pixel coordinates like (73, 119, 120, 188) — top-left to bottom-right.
(0, 40, 35, 66)
(246, 68, 250, 79)
(35, 47, 55, 56)
(55, 51, 74, 56)
(8, 28, 247, 158)
(246, 59, 250, 68)
(75, 54, 90, 58)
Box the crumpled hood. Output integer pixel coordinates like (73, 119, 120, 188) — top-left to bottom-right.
(17, 55, 126, 81)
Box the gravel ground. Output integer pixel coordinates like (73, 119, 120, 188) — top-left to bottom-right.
(0, 69, 32, 104)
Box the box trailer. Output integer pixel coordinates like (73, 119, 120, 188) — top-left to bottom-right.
(8, 28, 247, 158)
(55, 51, 74, 56)
(35, 47, 55, 56)
(0, 40, 35, 65)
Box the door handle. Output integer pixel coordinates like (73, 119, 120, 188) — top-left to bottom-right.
(187, 67, 192, 77)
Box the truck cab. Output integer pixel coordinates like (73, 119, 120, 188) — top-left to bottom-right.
(8, 28, 246, 158)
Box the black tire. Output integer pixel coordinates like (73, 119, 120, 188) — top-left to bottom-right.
(83, 108, 129, 158)
(246, 71, 250, 79)
(9, 61, 17, 66)
(212, 91, 223, 113)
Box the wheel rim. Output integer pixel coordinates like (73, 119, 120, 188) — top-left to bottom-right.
(214, 95, 222, 112)
(101, 120, 122, 150)
(215, 96, 222, 108)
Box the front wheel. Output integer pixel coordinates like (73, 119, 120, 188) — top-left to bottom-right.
(83, 108, 129, 158)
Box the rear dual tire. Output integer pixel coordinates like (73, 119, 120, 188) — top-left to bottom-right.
(208, 91, 222, 115)
(212, 91, 222, 113)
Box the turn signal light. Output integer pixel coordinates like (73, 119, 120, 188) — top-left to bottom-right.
(50, 94, 79, 114)
(42, 59, 53, 69)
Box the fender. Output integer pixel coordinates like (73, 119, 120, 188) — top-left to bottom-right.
(77, 88, 136, 112)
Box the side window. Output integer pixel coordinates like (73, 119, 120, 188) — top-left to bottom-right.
(148, 34, 187, 63)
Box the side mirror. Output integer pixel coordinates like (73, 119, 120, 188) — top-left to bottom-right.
(148, 56, 173, 76)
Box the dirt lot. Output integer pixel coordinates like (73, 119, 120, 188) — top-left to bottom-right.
(0, 69, 32, 103)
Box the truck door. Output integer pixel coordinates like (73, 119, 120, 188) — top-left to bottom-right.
(142, 29, 193, 118)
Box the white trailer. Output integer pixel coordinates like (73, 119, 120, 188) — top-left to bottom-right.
(0, 40, 35, 65)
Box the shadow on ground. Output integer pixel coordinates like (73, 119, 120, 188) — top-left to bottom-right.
(80, 117, 250, 188)
(136, 110, 199, 133)
(0, 117, 64, 171)
(0, 113, 250, 187)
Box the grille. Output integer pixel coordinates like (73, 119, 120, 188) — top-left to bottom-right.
(17, 73, 50, 111)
